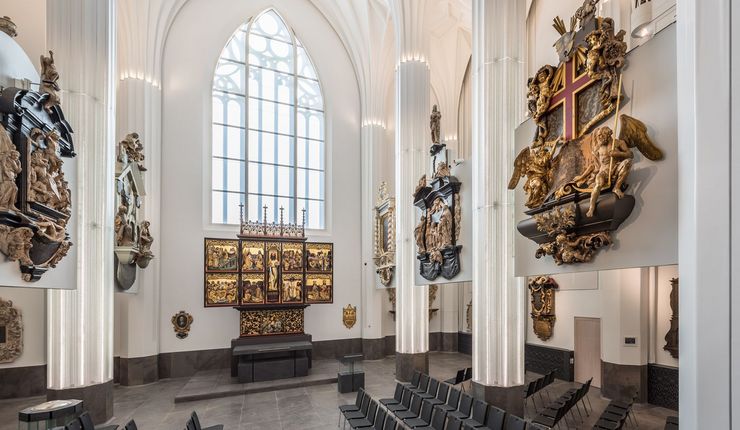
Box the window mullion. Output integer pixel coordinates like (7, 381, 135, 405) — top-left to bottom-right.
(292, 30, 299, 225)
(244, 20, 251, 220)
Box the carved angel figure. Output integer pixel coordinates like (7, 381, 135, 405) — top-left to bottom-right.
(430, 105, 441, 144)
(585, 19, 627, 107)
(527, 65, 555, 144)
(414, 174, 427, 197)
(28, 150, 57, 205)
(40, 51, 61, 112)
(138, 220, 154, 255)
(118, 133, 147, 171)
(0, 226, 33, 266)
(115, 203, 135, 246)
(574, 0, 599, 27)
(509, 144, 556, 209)
(572, 115, 662, 217)
(433, 161, 451, 179)
(414, 214, 426, 254)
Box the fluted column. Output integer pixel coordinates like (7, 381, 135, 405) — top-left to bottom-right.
(45, 0, 116, 422)
(470, 0, 527, 415)
(390, 0, 430, 381)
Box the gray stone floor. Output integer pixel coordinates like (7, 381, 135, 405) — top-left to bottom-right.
(0, 353, 675, 430)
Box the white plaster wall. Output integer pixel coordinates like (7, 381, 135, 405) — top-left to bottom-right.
(0, 287, 46, 368)
(0, 0, 46, 70)
(159, 0, 361, 353)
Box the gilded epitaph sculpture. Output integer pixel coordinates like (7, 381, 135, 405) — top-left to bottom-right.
(509, 0, 663, 265)
(0, 46, 75, 281)
(413, 107, 462, 281)
(114, 132, 154, 291)
(373, 182, 395, 287)
(528, 276, 558, 341)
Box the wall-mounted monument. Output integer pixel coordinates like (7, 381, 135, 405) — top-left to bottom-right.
(528, 276, 558, 341)
(374, 181, 395, 287)
(0, 47, 75, 282)
(413, 106, 462, 281)
(114, 133, 154, 291)
(663, 277, 678, 359)
(0, 297, 22, 362)
(509, 1, 663, 266)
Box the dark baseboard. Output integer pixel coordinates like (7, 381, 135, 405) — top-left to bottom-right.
(0, 364, 46, 399)
(525, 343, 574, 382)
(312, 338, 363, 360)
(384, 335, 396, 356)
(601, 361, 648, 403)
(158, 348, 231, 379)
(119, 355, 159, 386)
(458, 332, 472, 355)
(648, 363, 678, 410)
(47, 380, 114, 424)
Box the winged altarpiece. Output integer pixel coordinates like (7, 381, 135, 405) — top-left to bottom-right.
(508, 0, 664, 265)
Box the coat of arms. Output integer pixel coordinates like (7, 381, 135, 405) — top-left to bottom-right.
(342, 304, 357, 329)
(528, 277, 558, 341)
(509, 0, 664, 265)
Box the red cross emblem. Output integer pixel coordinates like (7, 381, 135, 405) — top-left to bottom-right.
(548, 58, 597, 141)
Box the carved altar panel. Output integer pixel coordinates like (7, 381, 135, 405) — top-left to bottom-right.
(239, 308, 305, 337)
(0, 298, 22, 363)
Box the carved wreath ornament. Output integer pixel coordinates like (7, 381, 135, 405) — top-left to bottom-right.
(0, 298, 23, 363)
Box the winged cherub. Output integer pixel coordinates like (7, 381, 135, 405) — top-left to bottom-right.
(509, 143, 556, 209)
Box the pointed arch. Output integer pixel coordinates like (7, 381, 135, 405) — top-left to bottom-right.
(211, 8, 326, 229)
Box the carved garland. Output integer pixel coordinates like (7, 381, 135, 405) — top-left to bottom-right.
(0, 298, 23, 363)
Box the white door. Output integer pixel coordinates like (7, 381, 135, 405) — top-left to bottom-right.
(574, 317, 601, 388)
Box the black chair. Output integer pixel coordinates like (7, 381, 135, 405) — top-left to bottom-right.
(190, 411, 223, 430)
(404, 371, 422, 389)
(445, 369, 465, 386)
(387, 388, 413, 413)
(395, 394, 423, 420)
(348, 399, 379, 429)
(483, 405, 506, 430)
(461, 399, 488, 428)
(380, 383, 403, 406)
(411, 374, 430, 396)
(435, 387, 461, 413)
(448, 417, 463, 430)
(464, 368, 472, 381)
(448, 393, 473, 421)
(124, 420, 138, 430)
(418, 378, 440, 400)
(66, 420, 82, 430)
(404, 398, 435, 428)
(383, 413, 398, 430)
(523, 380, 537, 412)
(185, 418, 196, 430)
(424, 382, 449, 407)
(373, 409, 387, 430)
(78, 412, 118, 430)
(664, 416, 678, 430)
(344, 391, 372, 424)
(503, 415, 527, 430)
(417, 408, 447, 430)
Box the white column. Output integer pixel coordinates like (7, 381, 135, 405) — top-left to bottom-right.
(361, 121, 388, 357)
(677, 0, 733, 427)
(45, 0, 116, 421)
(470, 0, 527, 413)
(390, 0, 430, 380)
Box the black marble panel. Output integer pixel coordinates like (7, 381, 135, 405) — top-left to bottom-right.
(312, 338, 362, 360)
(0, 365, 46, 399)
(440, 332, 458, 352)
(47, 380, 114, 423)
(361, 338, 385, 360)
(472, 381, 524, 418)
(119, 355, 159, 386)
(525, 343, 574, 381)
(384, 335, 396, 356)
(601, 361, 647, 403)
(429, 332, 440, 351)
(396, 352, 429, 382)
(113, 356, 120, 384)
(458, 332, 472, 355)
(648, 363, 678, 411)
(158, 348, 231, 379)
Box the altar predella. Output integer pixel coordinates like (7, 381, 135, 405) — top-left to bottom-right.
(0, 50, 74, 281)
(509, 0, 663, 265)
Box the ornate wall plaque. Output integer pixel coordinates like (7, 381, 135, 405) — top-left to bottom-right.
(0, 51, 76, 282)
(343, 304, 357, 329)
(663, 277, 678, 358)
(414, 107, 463, 281)
(509, 1, 663, 265)
(374, 182, 395, 287)
(171, 311, 192, 339)
(528, 276, 558, 341)
(239, 308, 304, 337)
(114, 132, 154, 291)
(0, 298, 22, 363)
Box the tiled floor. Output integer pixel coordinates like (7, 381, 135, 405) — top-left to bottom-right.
(0, 353, 675, 430)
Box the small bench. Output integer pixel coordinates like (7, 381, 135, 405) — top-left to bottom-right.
(232, 340, 313, 383)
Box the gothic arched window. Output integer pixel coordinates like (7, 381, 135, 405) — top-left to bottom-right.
(211, 9, 325, 229)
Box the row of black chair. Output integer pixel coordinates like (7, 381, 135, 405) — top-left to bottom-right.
(664, 415, 678, 430)
(338, 388, 407, 429)
(532, 378, 593, 429)
(49, 411, 123, 430)
(444, 368, 472, 391)
(523, 370, 556, 412)
(592, 393, 638, 430)
(355, 370, 529, 430)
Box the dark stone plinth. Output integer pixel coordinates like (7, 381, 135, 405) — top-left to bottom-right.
(471, 381, 525, 418)
(254, 357, 296, 382)
(337, 371, 365, 393)
(395, 352, 429, 382)
(0, 365, 46, 399)
(601, 360, 647, 403)
(47, 380, 114, 424)
(647, 363, 678, 410)
(525, 343, 574, 382)
(119, 355, 158, 386)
